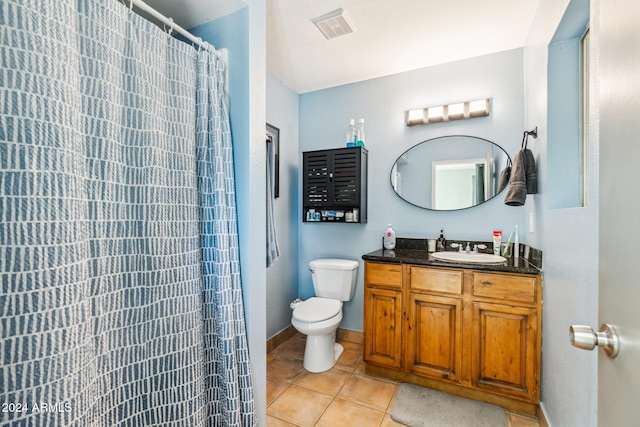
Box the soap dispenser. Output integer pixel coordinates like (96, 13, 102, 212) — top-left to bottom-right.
(436, 230, 447, 252)
(383, 224, 396, 250)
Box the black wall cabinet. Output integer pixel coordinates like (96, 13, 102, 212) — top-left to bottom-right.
(302, 147, 368, 223)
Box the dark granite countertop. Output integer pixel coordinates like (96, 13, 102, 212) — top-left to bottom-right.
(362, 238, 542, 275)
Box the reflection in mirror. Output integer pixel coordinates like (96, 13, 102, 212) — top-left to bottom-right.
(432, 158, 490, 210)
(391, 135, 510, 210)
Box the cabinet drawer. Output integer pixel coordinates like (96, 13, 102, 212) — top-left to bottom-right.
(410, 267, 463, 295)
(472, 273, 537, 304)
(365, 262, 402, 288)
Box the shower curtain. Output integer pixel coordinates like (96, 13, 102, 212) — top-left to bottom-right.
(0, 1, 255, 426)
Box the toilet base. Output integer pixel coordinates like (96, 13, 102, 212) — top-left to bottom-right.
(302, 333, 344, 373)
(333, 342, 344, 363)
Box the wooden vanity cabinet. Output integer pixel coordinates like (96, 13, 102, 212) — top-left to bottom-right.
(405, 267, 463, 382)
(471, 301, 538, 401)
(363, 261, 542, 415)
(363, 262, 402, 368)
(470, 271, 540, 402)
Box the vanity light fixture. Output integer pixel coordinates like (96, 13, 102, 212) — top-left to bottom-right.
(406, 98, 491, 126)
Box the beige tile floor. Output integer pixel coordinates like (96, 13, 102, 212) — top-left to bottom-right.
(267, 333, 542, 427)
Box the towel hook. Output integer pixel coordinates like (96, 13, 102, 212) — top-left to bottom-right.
(526, 127, 538, 139)
(521, 127, 537, 149)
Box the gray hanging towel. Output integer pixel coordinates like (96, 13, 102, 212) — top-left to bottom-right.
(504, 149, 528, 205)
(497, 158, 512, 193)
(504, 148, 537, 205)
(266, 133, 280, 267)
(524, 148, 537, 194)
(505, 129, 537, 206)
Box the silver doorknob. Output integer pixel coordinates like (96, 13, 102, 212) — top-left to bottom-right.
(569, 324, 619, 358)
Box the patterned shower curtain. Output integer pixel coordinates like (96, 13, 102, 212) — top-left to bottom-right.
(0, 1, 255, 426)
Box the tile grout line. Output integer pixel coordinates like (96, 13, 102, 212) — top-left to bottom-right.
(268, 336, 401, 427)
(311, 366, 354, 426)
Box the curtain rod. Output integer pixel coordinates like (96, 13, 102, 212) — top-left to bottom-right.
(127, 0, 219, 56)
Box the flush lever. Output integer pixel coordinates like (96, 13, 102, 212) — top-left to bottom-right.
(569, 324, 619, 358)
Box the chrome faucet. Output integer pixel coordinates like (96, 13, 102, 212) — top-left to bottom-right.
(465, 242, 471, 254)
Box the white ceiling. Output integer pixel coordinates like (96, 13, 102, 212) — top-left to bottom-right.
(140, 0, 246, 29)
(142, 0, 541, 94)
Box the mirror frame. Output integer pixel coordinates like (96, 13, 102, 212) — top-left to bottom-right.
(390, 135, 511, 211)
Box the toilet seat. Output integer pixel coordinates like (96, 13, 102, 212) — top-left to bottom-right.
(293, 297, 341, 323)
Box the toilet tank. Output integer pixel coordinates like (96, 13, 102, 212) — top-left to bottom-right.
(309, 259, 359, 301)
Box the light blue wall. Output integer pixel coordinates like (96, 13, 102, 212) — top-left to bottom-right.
(266, 74, 300, 338)
(190, 5, 268, 424)
(523, 0, 597, 425)
(298, 49, 526, 331)
(548, 38, 582, 209)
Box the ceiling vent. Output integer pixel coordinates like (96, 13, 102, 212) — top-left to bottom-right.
(311, 9, 354, 40)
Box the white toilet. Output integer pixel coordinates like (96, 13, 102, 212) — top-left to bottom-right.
(291, 258, 359, 373)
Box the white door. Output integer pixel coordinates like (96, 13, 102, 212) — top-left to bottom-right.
(597, 0, 640, 424)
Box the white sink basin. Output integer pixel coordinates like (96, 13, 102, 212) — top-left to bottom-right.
(431, 252, 507, 264)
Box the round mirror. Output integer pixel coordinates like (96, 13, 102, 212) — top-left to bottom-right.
(390, 135, 511, 210)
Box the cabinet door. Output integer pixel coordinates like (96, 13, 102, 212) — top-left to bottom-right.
(330, 148, 361, 207)
(303, 148, 364, 207)
(303, 150, 331, 207)
(471, 302, 539, 402)
(364, 286, 402, 368)
(406, 294, 462, 382)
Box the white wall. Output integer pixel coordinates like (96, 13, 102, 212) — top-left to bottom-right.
(244, 2, 267, 423)
(298, 49, 526, 331)
(266, 74, 300, 339)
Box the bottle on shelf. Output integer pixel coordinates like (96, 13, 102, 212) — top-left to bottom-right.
(356, 118, 366, 147)
(346, 118, 357, 147)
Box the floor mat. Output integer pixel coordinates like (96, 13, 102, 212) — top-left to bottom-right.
(390, 383, 508, 427)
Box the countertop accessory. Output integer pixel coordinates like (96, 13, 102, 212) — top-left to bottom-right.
(493, 230, 502, 256)
(502, 232, 514, 256)
(383, 224, 396, 250)
(436, 230, 447, 252)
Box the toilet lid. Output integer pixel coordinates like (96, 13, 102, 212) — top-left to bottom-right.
(293, 297, 341, 323)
